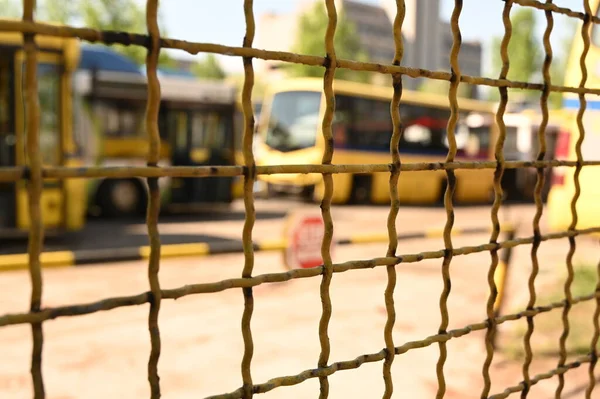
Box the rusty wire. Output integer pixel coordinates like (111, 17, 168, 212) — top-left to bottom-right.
(316, 1, 337, 398)
(1, 0, 600, 397)
(481, 1, 512, 396)
(1, 160, 600, 183)
(3, 18, 600, 97)
(144, 1, 163, 397)
(22, 1, 44, 398)
(521, 1, 554, 397)
(435, 1, 462, 398)
(240, 1, 257, 397)
(382, 0, 405, 397)
(556, 1, 593, 398)
(587, 254, 600, 399)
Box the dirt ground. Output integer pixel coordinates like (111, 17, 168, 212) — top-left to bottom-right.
(0, 202, 599, 398)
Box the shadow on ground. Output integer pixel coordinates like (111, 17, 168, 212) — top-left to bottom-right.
(0, 217, 248, 255)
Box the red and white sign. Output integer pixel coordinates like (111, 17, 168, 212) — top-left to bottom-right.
(283, 212, 335, 270)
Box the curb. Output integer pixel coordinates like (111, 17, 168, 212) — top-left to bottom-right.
(0, 225, 516, 272)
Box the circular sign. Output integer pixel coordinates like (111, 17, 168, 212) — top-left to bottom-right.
(283, 212, 334, 270)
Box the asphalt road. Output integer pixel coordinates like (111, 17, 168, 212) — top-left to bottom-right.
(0, 196, 529, 257)
(0, 200, 288, 255)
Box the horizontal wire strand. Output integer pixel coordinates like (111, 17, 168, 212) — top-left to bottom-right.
(2, 226, 599, 328)
(0, 160, 599, 182)
(0, 19, 600, 96)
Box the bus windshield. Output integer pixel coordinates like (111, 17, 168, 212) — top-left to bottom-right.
(264, 91, 322, 152)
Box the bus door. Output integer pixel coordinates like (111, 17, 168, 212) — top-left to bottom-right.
(189, 107, 235, 203)
(13, 51, 65, 231)
(0, 52, 15, 231)
(169, 106, 235, 204)
(0, 49, 65, 233)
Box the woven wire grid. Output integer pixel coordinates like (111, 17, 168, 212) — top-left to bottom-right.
(1, 0, 600, 398)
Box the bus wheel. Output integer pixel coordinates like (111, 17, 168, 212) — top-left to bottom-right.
(300, 185, 315, 203)
(98, 179, 146, 218)
(266, 183, 281, 198)
(350, 175, 372, 205)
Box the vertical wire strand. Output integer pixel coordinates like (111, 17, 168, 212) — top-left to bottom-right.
(240, 1, 256, 397)
(586, 252, 600, 399)
(382, 1, 405, 397)
(145, 1, 163, 397)
(22, 1, 44, 397)
(556, 1, 592, 397)
(481, 1, 512, 397)
(436, 2, 462, 398)
(521, 2, 553, 398)
(318, 1, 337, 397)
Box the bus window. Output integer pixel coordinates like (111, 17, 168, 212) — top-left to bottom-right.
(334, 94, 459, 155)
(98, 101, 145, 138)
(191, 112, 208, 148)
(264, 91, 322, 152)
(334, 94, 393, 151)
(170, 111, 188, 154)
(400, 105, 452, 154)
(23, 63, 61, 165)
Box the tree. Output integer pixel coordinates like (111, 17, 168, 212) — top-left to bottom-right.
(192, 54, 226, 80)
(81, 0, 157, 66)
(41, 0, 78, 24)
(489, 8, 541, 101)
(0, 0, 20, 17)
(36, 0, 174, 67)
(284, 2, 372, 83)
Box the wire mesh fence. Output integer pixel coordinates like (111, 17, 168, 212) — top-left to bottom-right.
(0, 0, 599, 398)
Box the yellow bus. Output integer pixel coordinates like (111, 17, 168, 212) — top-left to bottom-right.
(0, 29, 86, 236)
(232, 96, 263, 199)
(74, 51, 241, 217)
(546, 1, 600, 232)
(471, 109, 562, 202)
(255, 77, 498, 205)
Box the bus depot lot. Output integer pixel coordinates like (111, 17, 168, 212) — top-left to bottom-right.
(1, 202, 598, 398)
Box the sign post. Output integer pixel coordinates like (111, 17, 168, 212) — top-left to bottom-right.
(283, 211, 335, 270)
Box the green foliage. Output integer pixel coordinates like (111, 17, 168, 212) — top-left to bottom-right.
(500, 262, 600, 359)
(285, 2, 372, 83)
(488, 8, 576, 109)
(41, 0, 78, 24)
(489, 8, 541, 103)
(491, 8, 541, 83)
(0, 0, 20, 17)
(79, 0, 174, 67)
(31, 0, 174, 67)
(192, 54, 226, 80)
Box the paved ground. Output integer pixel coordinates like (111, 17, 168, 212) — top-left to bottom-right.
(0, 203, 287, 255)
(0, 199, 598, 398)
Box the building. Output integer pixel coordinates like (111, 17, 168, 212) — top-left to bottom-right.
(255, 12, 300, 80)
(255, 0, 483, 94)
(439, 22, 483, 77)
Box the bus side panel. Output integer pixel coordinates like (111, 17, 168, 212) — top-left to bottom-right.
(16, 184, 63, 229)
(454, 168, 494, 204)
(313, 173, 353, 204)
(63, 159, 87, 231)
(548, 112, 600, 232)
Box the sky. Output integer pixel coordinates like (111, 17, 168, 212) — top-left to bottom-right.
(152, 0, 587, 76)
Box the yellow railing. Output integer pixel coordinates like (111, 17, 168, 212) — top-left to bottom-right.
(0, 0, 599, 398)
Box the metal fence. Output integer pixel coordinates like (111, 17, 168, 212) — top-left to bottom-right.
(0, 0, 599, 398)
